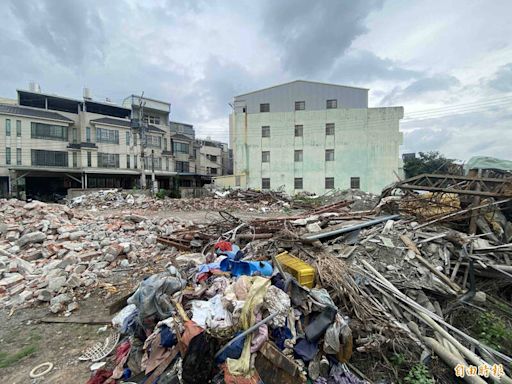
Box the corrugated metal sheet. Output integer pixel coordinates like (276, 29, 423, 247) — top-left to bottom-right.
(234, 80, 368, 113)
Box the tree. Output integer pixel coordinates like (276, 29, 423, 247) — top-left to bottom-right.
(403, 151, 456, 178)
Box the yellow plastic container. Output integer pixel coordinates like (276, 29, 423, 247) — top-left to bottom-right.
(275, 251, 315, 288)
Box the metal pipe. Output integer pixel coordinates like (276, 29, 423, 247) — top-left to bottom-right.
(303, 214, 400, 241)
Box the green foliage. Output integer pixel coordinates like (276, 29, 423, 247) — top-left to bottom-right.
(403, 364, 434, 384)
(476, 311, 512, 351)
(155, 189, 168, 199)
(403, 151, 456, 178)
(0, 331, 41, 368)
(390, 353, 406, 367)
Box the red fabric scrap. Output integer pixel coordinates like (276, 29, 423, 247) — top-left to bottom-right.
(86, 369, 113, 384)
(214, 241, 233, 252)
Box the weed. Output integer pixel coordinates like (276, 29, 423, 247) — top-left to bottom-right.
(403, 363, 434, 384)
(476, 311, 512, 351)
(0, 345, 37, 368)
(390, 353, 406, 367)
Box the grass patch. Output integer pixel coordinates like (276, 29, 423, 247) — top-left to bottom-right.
(0, 330, 41, 368)
(403, 363, 434, 384)
(0, 345, 38, 368)
(476, 311, 512, 351)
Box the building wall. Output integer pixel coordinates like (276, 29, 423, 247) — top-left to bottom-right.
(231, 107, 403, 195)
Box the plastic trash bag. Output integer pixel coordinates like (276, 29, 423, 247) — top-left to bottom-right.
(112, 304, 138, 333)
(127, 272, 186, 321)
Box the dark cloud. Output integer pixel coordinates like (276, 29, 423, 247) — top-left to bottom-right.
(8, 0, 106, 67)
(381, 74, 460, 105)
(329, 50, 421, 85)
(262, 0, 383, 76)
(487, 63, 512, 92)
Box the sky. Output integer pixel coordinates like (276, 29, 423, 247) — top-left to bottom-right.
(0, 0, 511, 161)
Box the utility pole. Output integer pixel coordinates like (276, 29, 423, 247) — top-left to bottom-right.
(151, 149, 156, 196)
(138, 93, 147, 189)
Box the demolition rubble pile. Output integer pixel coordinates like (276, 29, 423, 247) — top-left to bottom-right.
(74, 181, 512, 383)
(69, 189, 291, 212)
(0, 198, 202, 314)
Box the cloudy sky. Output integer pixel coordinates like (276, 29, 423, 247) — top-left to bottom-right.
(1, 0, 511, 161)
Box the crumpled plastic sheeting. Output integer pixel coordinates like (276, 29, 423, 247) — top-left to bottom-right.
(263, 285, 291, 328)
(111, 304, 138, 333)
(323, 314, 344, 354)
(310, 288, 336, 309)
(127, 272, 186, 321)
(227, 276, 270, 377)
(206, 276, 230, 297)
(191, 294, 233, 330)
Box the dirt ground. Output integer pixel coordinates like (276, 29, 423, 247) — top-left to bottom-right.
(0, 208, 291, 383)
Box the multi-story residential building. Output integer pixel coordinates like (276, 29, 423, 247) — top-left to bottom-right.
(0, 86, 207, 199)
(196, 138, 230, 176)
(229, 80, 403, 195)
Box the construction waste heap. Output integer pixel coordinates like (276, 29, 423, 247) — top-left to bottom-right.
(1, 169, 512, 384)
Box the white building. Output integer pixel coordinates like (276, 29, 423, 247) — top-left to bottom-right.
(229, 80, 403, 195)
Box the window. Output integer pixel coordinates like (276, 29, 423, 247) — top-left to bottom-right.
(294, 177, 303, 189)
(260, 103, 270, 112)
(261, 126, 270, 138)
(143, 114, 161, 125)
(210, 167, 218, 175)
(134, 155, 138, 168)
(126, 131, 131, 146)
(73, 152, 78, 167)
(5, 147, 11, 165)
(87, 152, 92, 167)
(31, 122, 68, 141)
(86, 127, 91, 143)
(176, 161, 189, 173)
(351, 177, 360, 189)
(173, 141, 189, 154)
(143, 157, 162, 170)
(325, 149, 334, 161)
(126, 154, 130, 169)
(31, 150, 68, 167)
(165, 157, 169, 171)
(294, 150, 303, 162)
(146, 135, 161, 148)
(163, 138, 167, 150)
(326, 99, 337, 109)
(5, 119, 11, 136)
(16, 120, 21, 137)
(16, 148, 21, 165)
(295, 101, 305, 111)
(97, 153, 120, 168)
(294, 125, 303, 137)
(96, 128, 119, 144)
(72, 128, 77, 143)
(206, 154, 218, 162)
(326, 123, 335, 135)
(262, 178, 270, 190)
(133, 133, 137, 146)
(262, 151, 270, 163)
(325, 177, 334, 189)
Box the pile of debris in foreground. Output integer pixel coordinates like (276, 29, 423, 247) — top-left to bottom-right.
(72, 177, 511, 383)
(69, 189, 292, 212)
(0, 199, 203, 314)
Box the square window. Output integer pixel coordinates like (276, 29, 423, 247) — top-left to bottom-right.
(262, 126, 270, 138)
(294, 177, 303, 189)
(294, 125, 303, 137)
(295, 101, 305, 111)
(294, 150, 303, 162)
(262, 151, 270, 163)
(260, 103, 270, 112)
(326, 99, 337, 109)
(325, 149, 334, 161)
(326, 123, 335, 135)
(262, 178, 270, 190)
(351, 177, 360, 189)
(325, 177, 334, 189)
